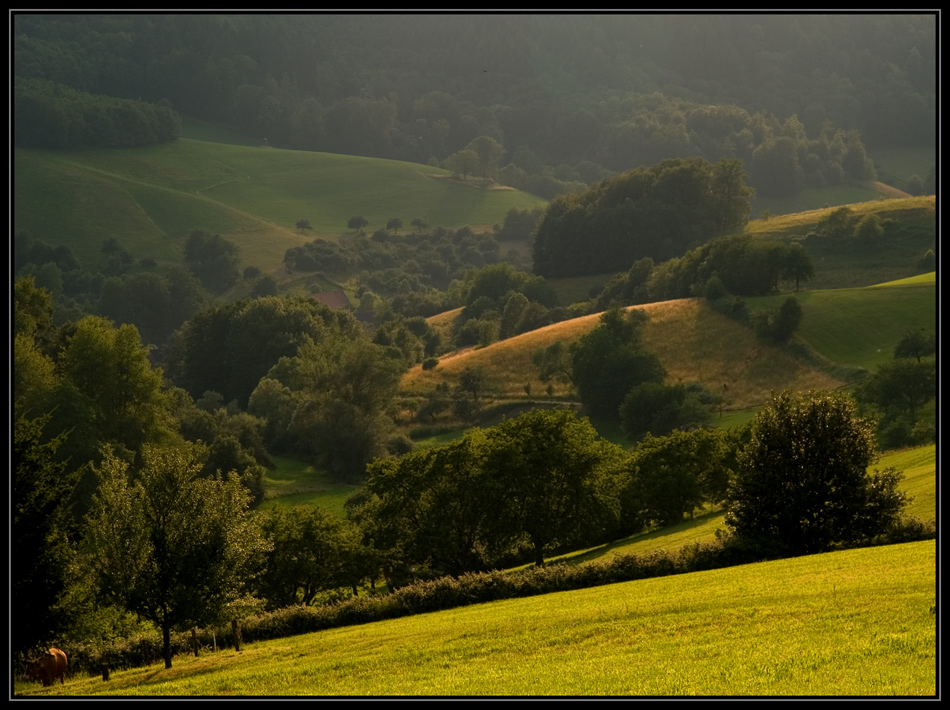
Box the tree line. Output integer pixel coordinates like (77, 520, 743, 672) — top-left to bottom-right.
(13, 77, 180, 149)
(13, 13, 933, 198)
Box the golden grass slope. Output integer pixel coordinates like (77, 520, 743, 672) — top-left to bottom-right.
(405, 299, 843, 410)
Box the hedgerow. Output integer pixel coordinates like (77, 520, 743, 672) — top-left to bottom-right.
(61, 519, 934, 676)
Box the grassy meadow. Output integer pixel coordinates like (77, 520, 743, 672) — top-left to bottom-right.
(13, 139, 546, 274)
(748, 277, 936, 373)
(407, 298, 846, 406)
(21, 539, 935, 697)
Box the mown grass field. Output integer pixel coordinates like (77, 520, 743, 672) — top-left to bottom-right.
(20, 539, 935, 697)
(13, 139, 546, 274)
(748, 276, 936, 373)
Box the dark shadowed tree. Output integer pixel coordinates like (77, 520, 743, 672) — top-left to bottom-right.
(12, 414, 84, 656)
(725, 390, 907, 556)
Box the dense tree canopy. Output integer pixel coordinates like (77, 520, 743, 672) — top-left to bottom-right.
(725, 390, 907, 556)
(13, 14, 932, 199)
(165, 295, 364, 408)
(532, 158, 754, 278)
(571, 307, 666, 421)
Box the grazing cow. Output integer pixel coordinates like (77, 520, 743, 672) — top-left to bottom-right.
(25, 648, 67, 687)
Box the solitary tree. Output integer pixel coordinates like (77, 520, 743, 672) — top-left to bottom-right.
(386, 217, 403, 233)
(84, 445, 269, 668)
(894, 329, 936, 362)
(724, 390, 907, 556)
(410, 217, 428, 234)
(296, 219, 312, 234)
(347, 216, 369, 234)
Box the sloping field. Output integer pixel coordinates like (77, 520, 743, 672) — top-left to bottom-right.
(13, 140, 546, 273)
(406, 299, 844, 411)
(744, 195, 934, 240)
(560, 443, 936, 565)
(748, 278, 936, 373)
(25, 540, 935, 696)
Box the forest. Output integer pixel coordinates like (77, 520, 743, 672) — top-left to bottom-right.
(13, 13, 935, 198)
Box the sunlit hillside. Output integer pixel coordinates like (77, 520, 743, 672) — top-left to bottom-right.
(405, 298, 844, 411)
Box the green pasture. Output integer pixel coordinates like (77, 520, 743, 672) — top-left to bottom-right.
(24, 540, 935, 696)
(13, 139, 546, 274)
(748, 278, 936, 373)
(258, 457, 358, 518)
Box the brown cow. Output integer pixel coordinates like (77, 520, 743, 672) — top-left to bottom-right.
(25, 648, 67, 687)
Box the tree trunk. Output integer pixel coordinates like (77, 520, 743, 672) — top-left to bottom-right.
(191, 626, 199, 657)
(231, 619, 242, 653)
(162, 623, 172, 669)
(534, 540, 545, 568)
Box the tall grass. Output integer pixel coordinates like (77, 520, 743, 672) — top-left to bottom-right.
(23, 541, 935, 696)
(405, 299, 844, 410)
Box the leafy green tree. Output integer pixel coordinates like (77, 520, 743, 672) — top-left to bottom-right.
(571, 307, 666, 420)
(250, 275, 279, 298)
(252, 335, 405, 483)
(752, 295, 803, 345)
(83, 445, 270, 669)
(347, 215, 369, 234)
(184, 230, 240, 294)
(355, 428, 502, 581)
(58, 316, 172, 457)
(854, 213, 884, 248)
(410, 217, 428, 233)
(443, 148, 480, 179)
(724, 390, 907, 556)
(465, 135, 506, 179)
(485, 410, 626, 566)
(386, 217, 403, 232)
(855, 357, 936, 421)
(12, 414, 84, 656)
(257, 506, 371, 608)
(619, 382, 712, 443)
(166, 295, 365, 408)
(894, 329, 936, 362)
(779, 243, 814, 292)
(710, 157, 755, 231)
(532, 340, 575, 389)
(296, 219, 312, 233)
(621, 426, 737, 534)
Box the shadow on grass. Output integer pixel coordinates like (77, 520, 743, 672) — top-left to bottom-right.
(556, 508, 727, 566)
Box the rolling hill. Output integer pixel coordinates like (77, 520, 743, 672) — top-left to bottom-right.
(13, 139, 547, 274)
(404, 273, 934, 419)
